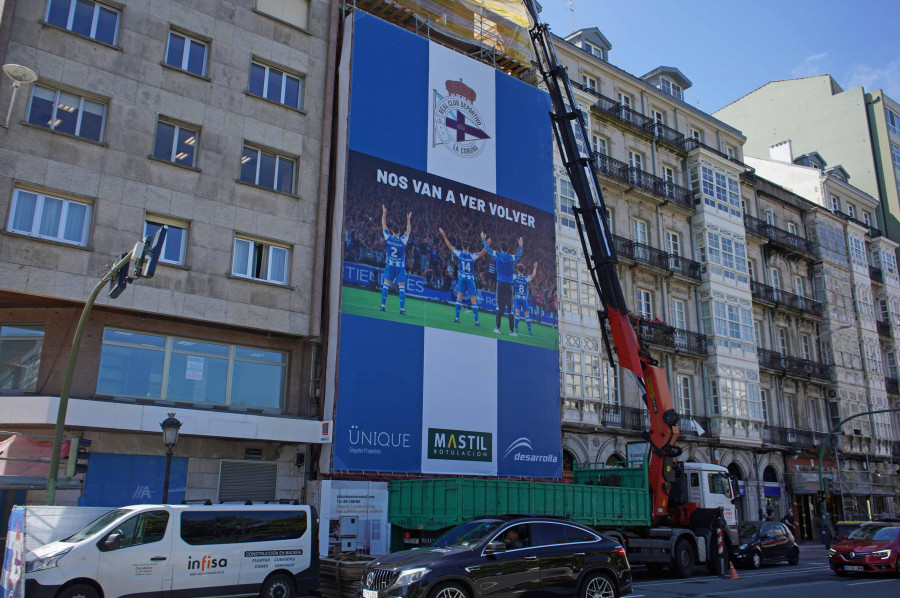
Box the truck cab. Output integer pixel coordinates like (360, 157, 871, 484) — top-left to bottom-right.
(683, 462, 739, 526)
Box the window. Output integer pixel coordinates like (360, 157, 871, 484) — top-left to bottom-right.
(28, 85, 106, 141)
(632, 219, 648, 244)
(863, 212, 871, 227)
(667, 230, 681, 256)
(690, 128, 702, 142)
(847, 203, 856, 219)
(761, 389, 769, 424)
(747, 260, 755, 281)
(764, 210, 774, 225)
(533, 522, 597, 546)
(652, 110, 665, 126)
(100, 511, 168, 551)
(830, 196, 840, 213)
(660, 77, 682, 100)
(671, 299, 686, 329)
(0, 325, 44, 392)
(777, 328, 788, 355)
(891, 144, 900, 171)
(249, 61, 303, 110)
(887, 108, 900, 136)
(240, 145, 295, 193)
(143, 220, 187, 266)
(180, 511, 244, 545)
(233, 236, 289, 284)
(591, 135, 606, 156)
(564, 350, 582, 396)
(887, 351, 898, 378)
(243, 511, 308, 543)
(802, 335, 811, 361)
(693, 162, 741, 217)
(754, 321, 761, 348)
(581, 75, 597, 91)
(770, 268, 781, 290)
(8, 188, 91, 246)
(678, 376, 692, 416)
(45, 0, 119, 45)
(96, 329, 288, 409)
(663, 166, 675, 184)
(165, 31, 208, 76)
(697, 230, 748, 284)
(583, 41, 605, 59)
(555, 175, 576, 230)
(787, 222, 798, 235)
(700, 297, 754, 352)
(617, 92, 631, 109)
(628, 150, 642, 170)
(256, 0, 310, 30)
(726, 146, 735, 160)
(793, 275, 805, 298)
(153, 121, 198, 167)
(636, 289, 652, 318)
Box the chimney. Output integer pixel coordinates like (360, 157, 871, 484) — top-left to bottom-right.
(769, 140, 793, 163)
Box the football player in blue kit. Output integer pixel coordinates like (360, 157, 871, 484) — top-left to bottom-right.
(512, 261, 539, 336)
(380, 204, 412, 314)
(438, 227, 487, 327)
(481, 231, 523, 335)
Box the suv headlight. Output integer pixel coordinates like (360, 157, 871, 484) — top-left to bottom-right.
(395, 567, 430, 586)
(26, 547, 72, 573)
(738, 543, 748, 550)
(871, 549, 891, 559)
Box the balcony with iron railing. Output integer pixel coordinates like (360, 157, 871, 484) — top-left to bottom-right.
(749, 280, 824, 317)
(683, 137, 751, 170)
(876, 319, 892, 338)
(867, 226, 883, 239)
(668, 254, 701, 279)
(630, 316, 708, 355)
(601, 404, 649, 431)
(758, 348, 832, 381)
(611, 235, 701, 281)
(870, 266, 884, 284)
(645, 121, 686, 151)
(592, 152, 694, 209)
(763, 425, 828, 448)
(885, 376, 899, 395)
(743, 215, 814, 255)
(679, 415, 710, 437)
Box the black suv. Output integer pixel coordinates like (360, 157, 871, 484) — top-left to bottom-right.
(359, 516, 631, 598)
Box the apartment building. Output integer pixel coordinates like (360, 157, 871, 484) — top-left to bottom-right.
(714, 75, 900, 249)
(0, 0, 334, 509)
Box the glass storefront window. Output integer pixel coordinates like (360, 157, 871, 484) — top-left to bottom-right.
(0, 325, 45, 391)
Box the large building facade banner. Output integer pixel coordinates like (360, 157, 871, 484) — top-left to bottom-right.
(331, 11, 560, 478)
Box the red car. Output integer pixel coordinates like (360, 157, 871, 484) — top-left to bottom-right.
(829, 521, 900, 575)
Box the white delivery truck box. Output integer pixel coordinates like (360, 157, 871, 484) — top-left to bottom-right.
(19, 504, 318, 598)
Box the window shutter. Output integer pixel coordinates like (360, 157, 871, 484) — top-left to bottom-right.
(218, 460, 277, 502)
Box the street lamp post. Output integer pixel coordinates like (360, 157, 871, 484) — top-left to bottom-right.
(160, 413, 182, 504)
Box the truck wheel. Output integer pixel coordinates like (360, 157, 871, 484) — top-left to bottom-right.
(260, 573, 295, 598)
(57, 585, 99, 598)
(580, 572, 617, 598)
(429, 582, 470, 598)
(672, 539, 695, 578)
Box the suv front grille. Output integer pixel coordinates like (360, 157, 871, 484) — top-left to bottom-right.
(364, 568, 399, 590)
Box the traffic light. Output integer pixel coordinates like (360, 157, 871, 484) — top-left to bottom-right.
(64, 437, 91, 479)
(824, 477, 834, 496)
(130, 226, 168, 281)
(108, 253, 129, 298)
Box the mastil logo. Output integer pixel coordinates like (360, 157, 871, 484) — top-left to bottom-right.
(428, 428, 492, 462)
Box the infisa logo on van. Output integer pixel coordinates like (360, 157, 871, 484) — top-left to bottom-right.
(428, 428, 492, 462)
(188, 555, 228, 571)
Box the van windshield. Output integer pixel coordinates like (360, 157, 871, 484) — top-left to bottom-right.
(62, 509, 132, 543)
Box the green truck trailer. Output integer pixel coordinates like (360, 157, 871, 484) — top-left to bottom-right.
(387, 460, 740, 578)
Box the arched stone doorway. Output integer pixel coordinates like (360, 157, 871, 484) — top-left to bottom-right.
(605, 452, 625, 467)
(563, 449, 576, 482)
(763, 465, 781, 517)
(727, 462, 746, 522)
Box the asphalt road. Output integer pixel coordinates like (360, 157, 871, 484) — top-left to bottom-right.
(628, 544, 900, 598)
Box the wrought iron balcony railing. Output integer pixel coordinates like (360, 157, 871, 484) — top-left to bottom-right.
(645, 121, 686, 149)
(758, 348, 832, 381)
(877, 319, 892, 338)
(743, 215, 813, 254)
(868, 226, 883, 239)
(668, 255, 701, 280)
(674, 328, 708, 354)
(749, 280, 824, 316)
(594, 153, 630, 182)
(629, 316, 708, 355)
(613, 235, 669, 270)
(870, 266, 884, 284)
(601, 404, 649, 431)
(763, 426, 828, 448)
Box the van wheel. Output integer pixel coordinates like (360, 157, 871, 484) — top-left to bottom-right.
(58, 584, 99, 598)
(260, 573, 295, 598)
(429, 582, 470, 598)
(672, 539, 695, 578)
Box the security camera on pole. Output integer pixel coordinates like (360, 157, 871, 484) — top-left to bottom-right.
(45, 227, 168, 505)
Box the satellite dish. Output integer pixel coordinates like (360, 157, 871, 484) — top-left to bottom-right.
(3, 64, 38, 84)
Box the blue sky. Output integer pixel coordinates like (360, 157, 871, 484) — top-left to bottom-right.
(535, 0, 900, 113)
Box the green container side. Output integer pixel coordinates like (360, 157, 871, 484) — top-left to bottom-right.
(389, 468, 651, 531)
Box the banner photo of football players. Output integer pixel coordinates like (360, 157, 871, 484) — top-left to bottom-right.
(329, 11, 561, 478)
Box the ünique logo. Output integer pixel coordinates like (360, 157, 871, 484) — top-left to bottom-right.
(187, 555, 228, 571)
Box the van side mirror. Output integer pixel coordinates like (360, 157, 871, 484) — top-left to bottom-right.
(485, 540, 506, 554)
(103, 532, 122, 550)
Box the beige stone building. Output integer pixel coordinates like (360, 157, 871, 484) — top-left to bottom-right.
(0, 0, 334, 511)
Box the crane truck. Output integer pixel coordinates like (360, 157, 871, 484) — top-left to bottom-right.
(386, 0, 741, 578)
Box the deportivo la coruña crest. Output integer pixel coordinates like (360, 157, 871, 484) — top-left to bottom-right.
(433, 79, 490, 158)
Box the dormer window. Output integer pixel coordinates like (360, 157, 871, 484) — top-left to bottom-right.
(581, 75, 597, 91)
(660, 77, 683, 100)
(583, 41, 605, 60)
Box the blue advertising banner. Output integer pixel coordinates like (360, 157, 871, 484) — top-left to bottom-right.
(81, 453, 187, 507)
(333, 11, 560, 478)
(0, 508, 24, 598)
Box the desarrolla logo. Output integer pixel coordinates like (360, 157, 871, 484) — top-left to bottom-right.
(428, 428, 492, 461)
(503, 437, 559, 463)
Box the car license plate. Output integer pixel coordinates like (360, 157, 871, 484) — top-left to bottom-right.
(844, 566, 864, 572)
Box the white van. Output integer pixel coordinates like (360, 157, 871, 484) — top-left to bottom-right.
(24, 504, 318, 598)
